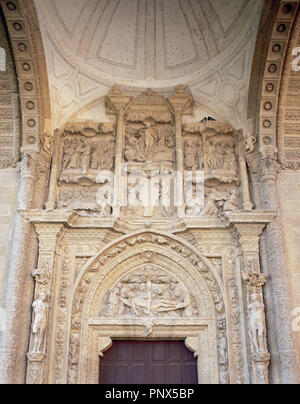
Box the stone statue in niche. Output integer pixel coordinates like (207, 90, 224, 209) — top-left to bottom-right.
(31, 290, 48, 353)
(248, 293, 267, 353)
(102, 267, 197, 319)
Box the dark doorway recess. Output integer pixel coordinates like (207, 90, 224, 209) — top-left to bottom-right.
(99, 340, 198, 384)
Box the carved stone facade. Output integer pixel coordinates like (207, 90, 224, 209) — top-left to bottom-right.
(13, 86, 274, 385)
(0, 0, 300, 386)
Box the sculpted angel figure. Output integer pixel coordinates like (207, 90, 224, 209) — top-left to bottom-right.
(32, 290, 48, 353)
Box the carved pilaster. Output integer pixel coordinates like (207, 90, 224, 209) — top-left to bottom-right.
(236, 131, 253, 211)
(26, 223, 64, 384)
(46, 129, 62, 210)
(106, 86, 132, 217)
(248, 147, 299, 383)
(168, 85, 193, 216)
(228, 218, 271, 384)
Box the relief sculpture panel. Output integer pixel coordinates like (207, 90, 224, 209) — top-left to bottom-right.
(57, 123, 115, 212)
(48, 88, 249, 220)
(183, 122, 240, 217)
(102, 266, 198, 319)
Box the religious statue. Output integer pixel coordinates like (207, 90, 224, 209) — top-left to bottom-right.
(248, 293, 267, 353)
(184, 140, 196, 170)
(32, 290, 48, 353)
(103, 269, 197, 319)
(142, 118, 159, 159)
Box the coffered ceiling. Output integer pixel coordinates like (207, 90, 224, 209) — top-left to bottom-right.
(35, 0, 263, 128)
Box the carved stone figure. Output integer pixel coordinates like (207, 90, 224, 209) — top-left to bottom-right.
(202, 188, 239, 216)
(143, 118, 159, 159)
(102, 267, 197, 319)
(248, 293, 267, 353)
(32, 290, 48, 353)
(184, 140, 196, 170)
(125, 127, 146, 162)
(91, 140, 114, 170)
(202, 189, 222, 216)
(244, 131, 257, 154)
(223, 189, 239, 212)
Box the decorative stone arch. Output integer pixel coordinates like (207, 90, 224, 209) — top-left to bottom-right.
(0, 0, 53, 384)
(245, 0, 300, 384)
(69, 230, 227, 384)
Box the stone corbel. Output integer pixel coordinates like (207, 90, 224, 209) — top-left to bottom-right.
(26, 223, 65, 384)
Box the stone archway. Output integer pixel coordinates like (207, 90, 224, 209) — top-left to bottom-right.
(67, 230, 229, 384)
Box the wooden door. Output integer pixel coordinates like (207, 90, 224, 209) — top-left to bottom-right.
(99, 340, 198, 384)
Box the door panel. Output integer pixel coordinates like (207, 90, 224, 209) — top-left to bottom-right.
(99, 340, 198, 384)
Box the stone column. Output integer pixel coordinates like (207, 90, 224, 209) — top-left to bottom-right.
(45, 129, 62, 210)
(259, 151, 299, 383)
(237, 131, 253, 211)
(229, 219, 271, 384)
(105, 86, 131, 217)
(168, 85, 193, 217)
(26, 223, 64, 384)
(0, 152, 37, 384)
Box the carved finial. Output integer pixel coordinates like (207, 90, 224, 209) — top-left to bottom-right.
(175, 84, 186, 94)
(111, 85, 122, 95)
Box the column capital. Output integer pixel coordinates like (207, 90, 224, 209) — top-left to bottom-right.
(224, 211, 276, 251)
(34, 223, 65, 251)
(105, 85, 132, 114)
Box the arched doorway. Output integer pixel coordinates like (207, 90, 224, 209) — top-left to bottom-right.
(99, 340, 198, 385)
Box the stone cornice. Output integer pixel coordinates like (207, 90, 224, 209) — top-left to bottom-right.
(21, 209, 276, 234)
(223, 210, 277, 225)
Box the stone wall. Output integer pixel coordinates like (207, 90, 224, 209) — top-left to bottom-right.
(0, 169, 18, 304)
(279, 171, 300, 359)
(0, 8, 20, 308)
